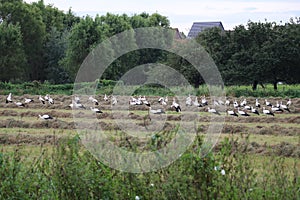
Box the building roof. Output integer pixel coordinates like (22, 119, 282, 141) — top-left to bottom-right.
(187, 22, 225, 38)
(172, 28, 185, 40)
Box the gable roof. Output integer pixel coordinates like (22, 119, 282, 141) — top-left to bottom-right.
(187, 22, 225, 38)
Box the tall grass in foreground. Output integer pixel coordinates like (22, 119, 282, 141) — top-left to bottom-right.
(0, 135, 299, 199)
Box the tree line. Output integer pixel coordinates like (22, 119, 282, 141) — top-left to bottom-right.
(0, 0, 170, 83)
(1, 0, 299, 90)
(196, 19, 300, 90)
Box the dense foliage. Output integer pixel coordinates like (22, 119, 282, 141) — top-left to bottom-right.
(196, 19, 300, 90)
(0, 135, 299, 199)
(0, 0, 299, 90)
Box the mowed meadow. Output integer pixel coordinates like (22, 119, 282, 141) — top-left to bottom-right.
(0, 83, 299, 199)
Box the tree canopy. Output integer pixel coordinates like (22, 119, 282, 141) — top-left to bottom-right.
(0, 0, 299, 90)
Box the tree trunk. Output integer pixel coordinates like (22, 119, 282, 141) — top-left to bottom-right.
(252, 80, 258, 91)
(273, 81, 278, 90)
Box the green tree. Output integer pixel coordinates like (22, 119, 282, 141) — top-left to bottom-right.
(0, 22, 26, 81)
(0, 0, 46, 80)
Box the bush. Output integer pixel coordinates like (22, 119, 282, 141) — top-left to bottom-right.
(0, 134, 299, 199)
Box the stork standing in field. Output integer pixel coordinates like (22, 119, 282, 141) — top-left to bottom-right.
(286, 99, 292, 107)
(227, 109, 238, 117)
(240, 98, 247, 107)
(213, 98, 220, 106)
(186, 94, 192, 106)
(44, 94, 50, 102)
(14, 101, 25, 107)
(24, 98, 34, 103)
(103, 94, 108, 101)
(251, 106, 259, 115)
(271, 105, 283, 113)
(111, 96, 117, 105)
(263, 107, 275, 116)
(38, 114, 53, 120)
(233, 99, 239, 109)
(217, 98, 225, 106)
(193, 97, 202, 107)
(6, 93, 12, 103)
(89, 96, 99, 105)
(225, 98, 230, 106)
(265, 99, 272, 107)
(244, 105, 251, 110)
(149, 107, 165, 114)
(142, 99, 150, 107)
(74, 96, 81, 104)
(158, 97, 167, 106)
(90, 107, 102, 113)
(237, 108, 250, 116)
(147, 106, 165, 121)
(280, 101, 290, 112)
(48, 96, 54, 104)
(201, 96, 208, 106)
(255, 99, 260, 108)
(171, 98, 181, 112)
(39, 95, 45, 104)
(207, 107, 221, 115)
(70, 100, 86, 109)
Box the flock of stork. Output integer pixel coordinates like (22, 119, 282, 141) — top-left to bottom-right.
(4, 92, 293, 120)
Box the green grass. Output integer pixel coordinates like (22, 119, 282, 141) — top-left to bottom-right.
(1, 81, 299, 97)
(0, 135, 299, 199)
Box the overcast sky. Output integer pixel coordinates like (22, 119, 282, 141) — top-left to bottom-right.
(25, 0, 300, 35)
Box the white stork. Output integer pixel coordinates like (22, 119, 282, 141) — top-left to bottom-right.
(158, 97, 167, 105)
(263, 107, 275, 116)
(139, 95, 146, 101)
(74, 96, 81, 104)
(38, 114, 53, 120)
(207, 107, 221, 115)
(225, 98, 230, 106)
(201, 96, 208, 106)
(280, 102, 290, 112)
(70, 100, 86, 109)
(265, 99, 272, 107)
(255, 99, 260, 108)
(111, 96, 117, 105)
(39, 95, 45, 104)
(217, 99, 225, 106)
(186, 94, 192, 106)
(6, 93, 12, 103)
(48, 96, 54, 104)
(233, 99, 239, 108)
(244, 105, 251, 110)
(227, 109, 238, 117)
(44, 94, 49, 102)
(142, 99, 151, 107)
(14, 101, 25, 107)
(90, 107, 102, 113)
(275, 101, 280, 108)
(286, 99, 292, 107)
(193, 97, 202, 107)
(240, 98, 247, 107)
(251, 107, 259, 115)
(271, 105, 283, 112)
(149, 107, 165, 114)
(103, 94, 109, 101)
(237, 108, 250, 116)
(89, 96, 99, 105)
(171, 98, 181, 112)
(213, 99, 220, 106)
(24, 98, 34, 103)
